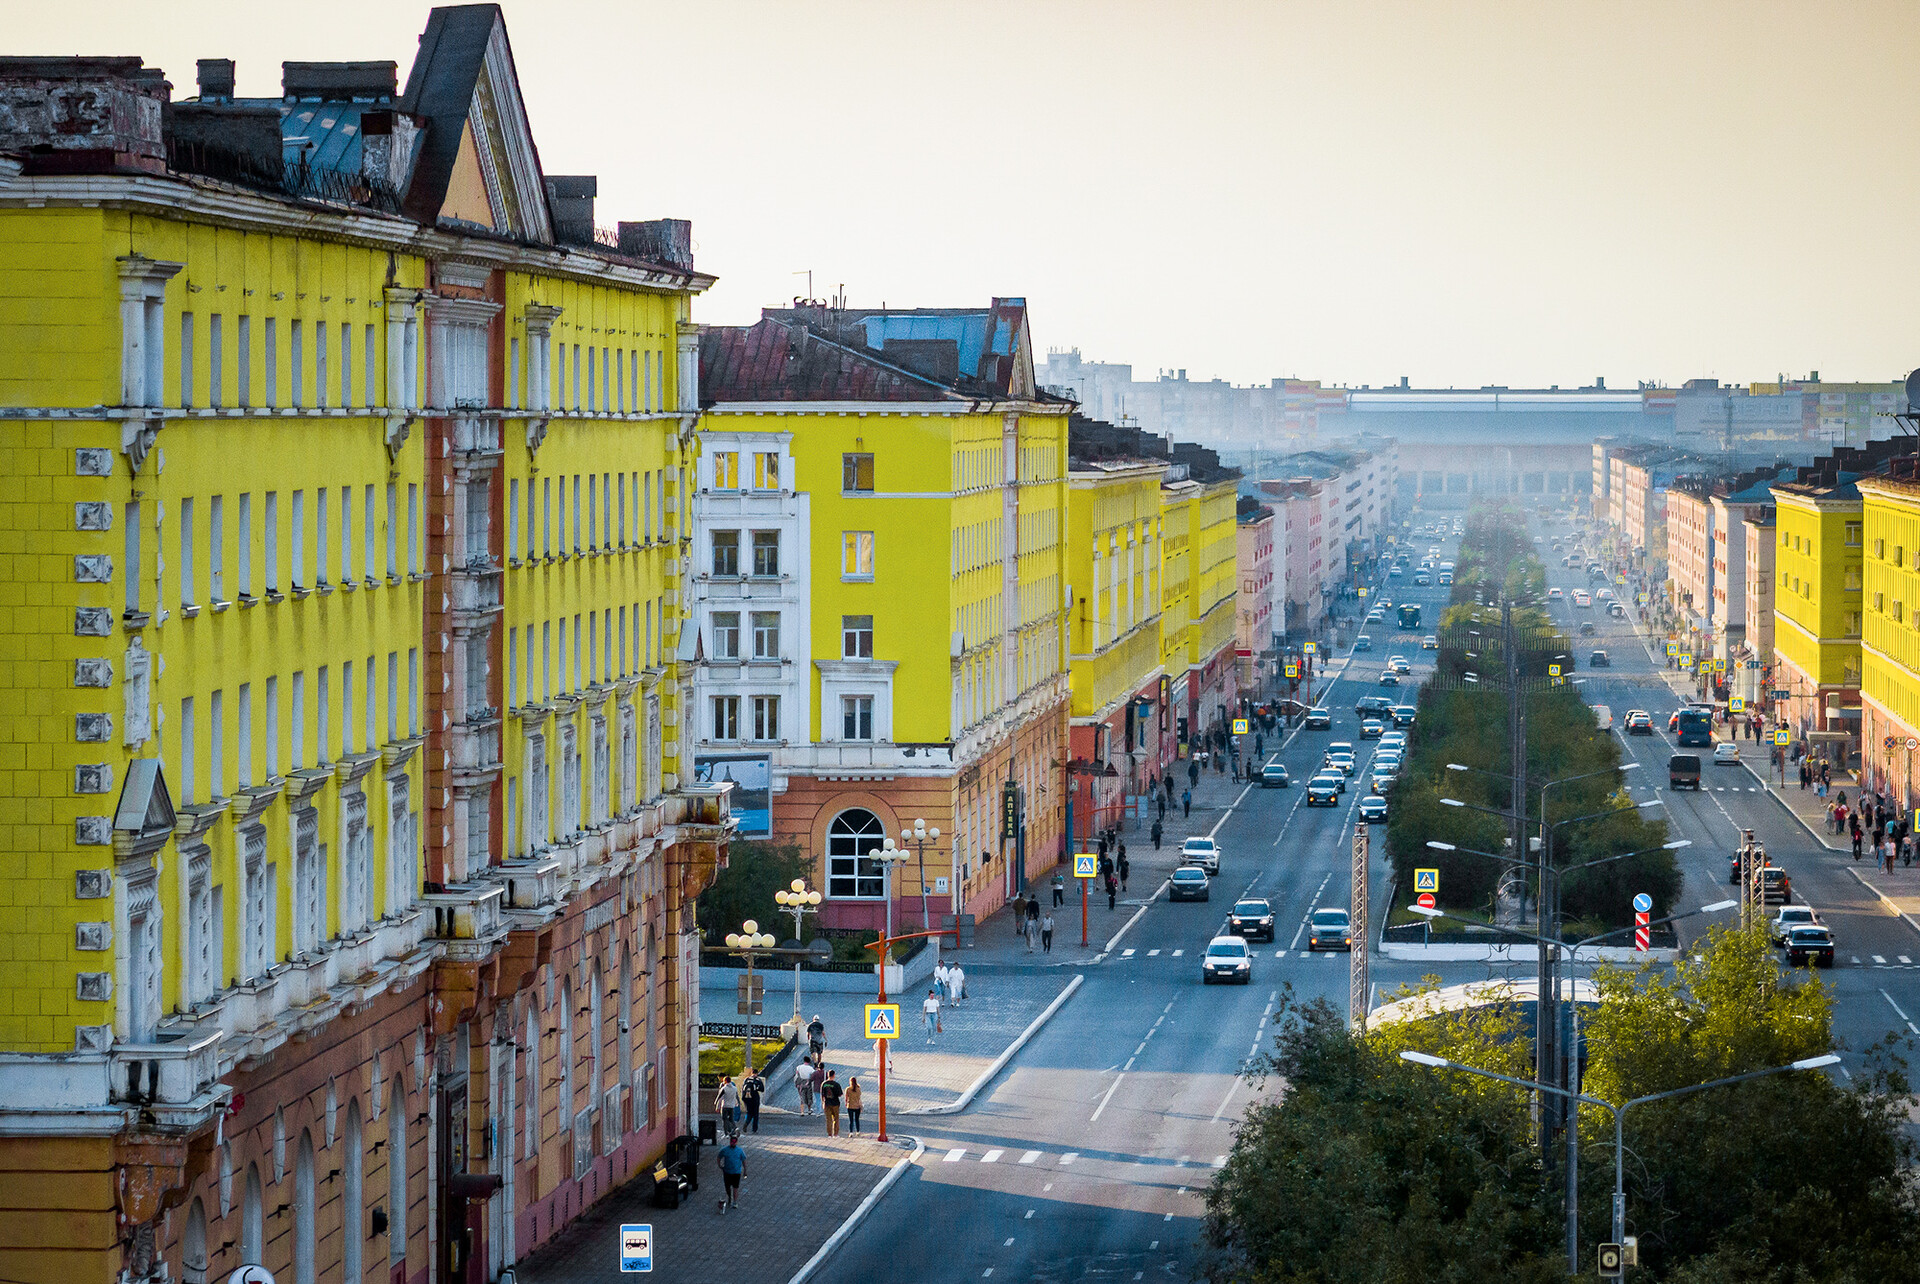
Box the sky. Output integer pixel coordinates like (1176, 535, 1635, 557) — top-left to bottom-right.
(15, 0, 1920, 390)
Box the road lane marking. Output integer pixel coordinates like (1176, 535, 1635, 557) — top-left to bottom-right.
(1213, 1155, 1227, 1168)
(1210, 1078, 1241, 1122)
(1122, 948, 1135, 957)
(1902, 956, 1913, 964)
(944, 1148, 966, 1162)
(981, 1149, 1004, 1163)
(983, 1270, 993, 1278)
(1059, 1153, 1078, 1166)
(1147, 949, 1160, 956)
(1019, 1151, 1041, 1165)
(1880, 989, 1916, 1033)
(1171, 949, 1183, 957)
(1874, 955, 1888, 964)
(1123, 1056, 1136, 1071)
(1176, 1155, 1189, 1168)
(1004, 1238, 1015, 1246)
(1165, 1213, 1175, 1221)
(1025, 1209, 1034, 1218)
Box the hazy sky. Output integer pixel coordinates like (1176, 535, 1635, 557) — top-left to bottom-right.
(16, 0, 1920, 388)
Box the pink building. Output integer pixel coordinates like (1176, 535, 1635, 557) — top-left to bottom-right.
(1236, 501, 1278, 695)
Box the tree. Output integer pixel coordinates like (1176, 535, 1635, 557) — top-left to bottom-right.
(694, 840, 810, 944)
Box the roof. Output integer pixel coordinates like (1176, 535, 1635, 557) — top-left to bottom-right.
(700, 318, 971, 405)
(761, 299, 1046, 398)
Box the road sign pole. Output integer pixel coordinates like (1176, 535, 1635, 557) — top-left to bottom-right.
(1081, 871, 1089, 947)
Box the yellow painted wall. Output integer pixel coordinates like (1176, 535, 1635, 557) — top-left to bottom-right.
(1772, 490, 1862, 687)
(1860, 481, 1920, 730)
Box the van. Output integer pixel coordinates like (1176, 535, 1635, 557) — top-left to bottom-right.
(1669, 754, 1702, 790)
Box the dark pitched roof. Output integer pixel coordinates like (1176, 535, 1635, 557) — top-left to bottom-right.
(700, 319, 971, 405)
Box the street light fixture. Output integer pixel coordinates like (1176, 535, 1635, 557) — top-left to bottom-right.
(772, 878, 823, 1033)
(721, 920, 777, 1073)
(893, 818, 942, 932)
(1400, 1048, 1840, 1275)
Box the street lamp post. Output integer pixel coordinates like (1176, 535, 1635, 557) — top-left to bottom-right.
(895, 818, 942, 932)
(721, 921, 777, 1073)
(772, 878, 822, 1034)
(1401, 1049, 1839, 1275)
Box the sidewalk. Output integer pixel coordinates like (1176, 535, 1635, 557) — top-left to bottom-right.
(1744, 759, 1920, 932)
(510, 1110, 909, 1283)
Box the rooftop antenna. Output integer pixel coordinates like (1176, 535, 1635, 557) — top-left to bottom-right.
(1893, 368, 1920, 439)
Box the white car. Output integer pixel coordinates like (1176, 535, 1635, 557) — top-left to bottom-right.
(1387, 656, 1411, 674)
(1181, 836, 1221, 874)
(1713, 741, 1741, 765)
(1201, 935, 1253, 985)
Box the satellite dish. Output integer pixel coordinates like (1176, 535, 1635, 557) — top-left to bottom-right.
(1905, 368, 1920, 416)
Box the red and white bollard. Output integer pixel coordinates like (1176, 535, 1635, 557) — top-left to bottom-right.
(1633, 892, 1652, 952)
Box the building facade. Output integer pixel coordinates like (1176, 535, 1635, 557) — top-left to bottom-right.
(1856, 464, 1920, 805)
(1770, 471, 1865, 746)
(1235, 501, 1278, 699)
(0, 14, 730, 1284)
(1741, 506, 1777, 709)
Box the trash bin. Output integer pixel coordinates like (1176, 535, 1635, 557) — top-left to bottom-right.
(698, 1118, 717, 1145)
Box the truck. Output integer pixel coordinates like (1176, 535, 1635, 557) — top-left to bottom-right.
(1397, 603, 1421, 630)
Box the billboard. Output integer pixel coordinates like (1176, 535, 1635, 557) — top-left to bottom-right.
(692, 754, 771, 837)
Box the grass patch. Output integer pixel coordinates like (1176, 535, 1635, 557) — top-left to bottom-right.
(700, 1039, 788, 1080)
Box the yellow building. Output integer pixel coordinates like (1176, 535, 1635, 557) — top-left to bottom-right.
(1770, 464, 1866, 746)
(693, 305, 1069, 928)
(1856, 464, 1920, 803)
(0, 12, 729, 1284)
(1159, 459, 1243, 757)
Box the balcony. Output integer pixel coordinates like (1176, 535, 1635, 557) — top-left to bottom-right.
(449, 716, 502, 775)
(111, 1029, 225, 1119)
(450, 564, 503, 614)
(421, 882, 507, 961)
(497, 857, 562, 914)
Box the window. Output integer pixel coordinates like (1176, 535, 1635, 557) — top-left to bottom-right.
(1896, 601, 1905, 624)
(843, 452, 874, 493)
(754, 452, 780, 490)
(827, 808, 886, 899)
(124, 500, 141, 615)
(1845, 567, 1862, 592)
(236, 494, 252, 598)
(263, 492, 278, 594)
(710, 612, 740, 660)
(1876, 592, 1886, 613)
(1846, 612, 1863, 637)
(751, 531, 779, 577)
(842, 531, 875, 579)
(1846, 523, 1862, 546)
(208, 495, 224, 603)
(179, 497, 196, 606)
(841, 695, 874, 741)
(751, 611, 780, 660)
(711, 530, 740, 576)
(209, 315, 224, 408)
(179, 313, 194, 408)
(751, 695, 780, 741)
(712, 696, 740, 740)
(1898, 546, 1906, 568)
(842, 615, 873, 659)
(263, 318, 277, 407)
(1876, 538, 1886, 559)
(713, 451, 739, 490)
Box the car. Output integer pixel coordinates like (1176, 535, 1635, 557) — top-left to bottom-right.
(1414, 572, 1432, 585)
(1308, 907, 1353, 951)
(1756, 866, 1791, 905)
(1327, 740, 1355, 756)
(1548, 587, 1565, 601)
(1785, 924, 1835, 968)
(1358, 794, 1389, 822)
(1324, 756, 1357, 781)
(1609, 602, 1627, 618)
(1371, 771, 1399, 794)
(1305, 780, 1340, 807)
(1373, 750, 1402, 771)
(1354, 695, 1393, 718)
(1596, 589, 1613, 600)
(1421, 635, 1439, 650)
(1169, 866, 1212, 902)
(1259, 761, 1291, 789)
(1304, 707, 1332, 730)
(1367, 610, 1384, 623)
(1713, 741, 1741, 765)
(1579, 621, 1595, 636)
(1572, 591, 1592, 608)
(1392, 704, 1417, 726)
(1439, 561, 1455, 572)
(1437, 571, 1454, 585)
(1387, 656, 1411, 674)
(1379, 672, 1401, 687)
(1181, 836, 1221, 875)
(1355, 634, 1373, 651)
(1590, 650, 1610, 667)
(1769, 904, 1819, 945)
(1359, 718, 1386, 739)
(1624, 709, 1653, 735)
(1201, 934, 1253, 984)
(1378, 731, 1407, 751)
(1388, 566, 1404, 578)
(1229, 898, 1276, 942)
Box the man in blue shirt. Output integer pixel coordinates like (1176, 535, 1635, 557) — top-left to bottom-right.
(717, 1135, 746, 1212)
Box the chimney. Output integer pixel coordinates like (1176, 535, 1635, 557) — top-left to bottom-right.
(280, 61, 396, 101)
(1400, 375, 1409, 390)
(196, 58, 234, 102)
(545, 176, 597, 246)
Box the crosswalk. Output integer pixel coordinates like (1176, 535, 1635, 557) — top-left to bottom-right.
(1122, 947, 1344, 959)
(935, 1146, 1229, 1169)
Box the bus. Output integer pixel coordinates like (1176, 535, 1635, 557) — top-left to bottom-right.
(1675, 707, 1713, 748)
(1397, 603, 1421, 629)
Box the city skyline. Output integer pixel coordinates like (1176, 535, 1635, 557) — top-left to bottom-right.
(12, 0, 1919, 390)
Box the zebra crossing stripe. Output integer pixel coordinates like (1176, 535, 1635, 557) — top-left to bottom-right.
(981, 1149, 1004, 1163)
(944, 1149, 966, 1162)
(1019, 1151, 1041, 1165)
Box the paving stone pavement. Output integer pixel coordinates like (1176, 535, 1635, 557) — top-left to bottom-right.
(509, 1110, 908, 1283)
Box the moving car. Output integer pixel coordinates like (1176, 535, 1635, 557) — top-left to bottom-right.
(1358, 794, 1389, 822)
(1421, 635, 1440, 650)
(1229, 898, 1276, 942)
(1590, 649, 1609, 667)
(1769, 904, 1819, 945)
(1713, 741, 1741, 765)
(1181, 836, 1221, 875)
(1327, 740, 1357, 758)
(1572, 591, 1592, 608)
(1609, 602, 1627, 618)
(1548, 587, 1564, 601)
(1624, 709, 1653, 735)
(1379, 672, 1401, 687)
(1324, 756, 1357, 781)
(1580, 621, 1595, 636)
(1354, 696, 1394, 719)
(1392, 704, 1418, 726)
(1378, 731, 1407, 751)
(1414, 571, 1432, 585)
(1373, 750, 1403, 773)
(1202, 935, 1253, 984)
(1259, 761, 1291, 789)
(1308, 907, 1353, 951)
(1371, 771, 1399, 794)
(1169, 866, 1212, 902)
(1305, 707, 1332, 729)
(1305, 779, 1340, 807)
(1757, 866, 1791, 905)
(1359, 719, 1385, 739)
(1437, 571, 1453, 585)
(1669, 753, 1702, 790)
(1785, 924, 1835, 968)
(1387, 656, 1411, 674)
(1355, 634, 1373, 651)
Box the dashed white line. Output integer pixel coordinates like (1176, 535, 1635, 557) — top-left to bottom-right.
(944, 1148, 966, 1162)
(1213, 1155, 1227, 1168)
(1122, 948, 1136, 957)
(1025, 1209, 1035, 1218)
(1019, 1150, 1041, 1165)
(1873, 955, 1888, 965)
(1171, 949, 1184, 957)
(1147, 949, 1161, 957)
(1059, 1153, 1078, 1166)
(1004, 1237, 1015, 1246)
(981, 1149, 1004, 1164)
(1902, 956, 1914, 965)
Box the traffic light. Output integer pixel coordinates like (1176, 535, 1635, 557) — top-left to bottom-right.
(1597, 1243, 1623, 1278)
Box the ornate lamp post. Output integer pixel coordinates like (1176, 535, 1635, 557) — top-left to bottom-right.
(772, 878, 822, 1035)
(721, 920, 776, 1072)
(894, 818, 942, 931)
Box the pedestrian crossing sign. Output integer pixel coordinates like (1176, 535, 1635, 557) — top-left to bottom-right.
(1548, 664, 1561, 678)
(1712, 658, 1726, 673)
(1232, 718, 1249, 735)
(1285, 664, 1299, 679)
(1666, 642, 1678, 656)
(1678, 654, 1693, 669)
(1730, 696, 1745, 713)
(863, 1004, 900, 1041)
(1414, 868, 1439, 894)
(1074, 853, 1099, 879)
(1774, 729, 1790, 746)
(1304, 642, 1318, 655)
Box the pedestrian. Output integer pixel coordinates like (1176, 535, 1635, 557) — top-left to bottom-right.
(1150, 818, 1163, 850)
(1182, 788, 1192, 819)
(1118, 851, 1130, 892)
(716, 1074, 740, 1136)
(821, 1071, 843, 1136)
(793, 1054, 815, 1114)
(807, 1014, 826, 1062)
(923, 988, 940, 1043)
(716, 1133, 746, 1213)
(948, 963, 965, 1005)
(1189, 760, 1200, 787)
(846, 1076, 863, 1133)
(1799, 761, 1810, 791)
(1010, 894, 1028, 937)
(1886, 837, 1897, 874)
(1157, 794, 1167, 822)
(1106, 871, 1118, 910)
(1851, 814, 1864, 861)
(741, 1069, 764, 1133)
(1041, 910, 1054, 953)
(1052, 874, 1065, 908)
(1023, 913, 1039, 953)
(933, 959, 949, 1003)
(810, 1057, 826, 1110)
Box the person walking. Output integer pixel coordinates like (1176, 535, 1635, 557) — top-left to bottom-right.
(948, 963, 965, 1006)
(1023, 913, 1039, 953)
(1052, 874, 1065, 908)
(922, 988, 941, 1043)
(1851, 814, 1864, 861)
(716, 1134, 746, 1213)
(1118, 851, 1130, 892)
(1189, 759, 1200, 788)
(1105, 871, 1118, 910)
(1157, 793, 1167, 822)
(716, 1075, 740, 1136)
(933, 959, 949, 1004)
(741, 1069, 765, 1133)
(821, 1071, 843, 1136)
(1799, 760, 1810, 791)
(846, 1076, 863, 1133)
(807, 1014, 826, 1063)
(1041, 910, 1054, 953)
(1150, 818, 1163, 850)
(1182, 787, 1192, 818)
(810, 1057, 826, 1112)
(793, 1055, 815, 1115)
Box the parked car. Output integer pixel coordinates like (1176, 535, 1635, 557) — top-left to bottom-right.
(1358, 794, 1389, 823)
(1624, 709, 1653, 734)
(1713, 742, 1741, 765)
(1590, 650, 1609, 667)
(1669, 753, 1702, 790)
(1181, 836, 1221, 875)
(1308, 907, 1353, 951)
(1169, 866, 1212, 902)
(1785, 924, 1835, 968)
(1202, 935, 1253, 984)
(1260, 761, 1291, 789)
(1305, 707, 1332, 729)
(1305, 779, 1340, 807)
(1769, 904, 1819, 945)
(1228, 898, 1276, 942)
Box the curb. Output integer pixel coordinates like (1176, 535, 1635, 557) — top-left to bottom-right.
(902, 972, 1085, 1115)
(1845, 866, 1920, 940)
(1742, 766, 1854, 854)
(784, 1133, 924, 1284)
(1094, 885, 1166, 961)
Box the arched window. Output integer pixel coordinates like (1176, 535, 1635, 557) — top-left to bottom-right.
(242, 1164, 263, 1266)
(294, 1129, 316, 1284)
(826, 809, 886, 899)
(387, 1077, 407, 1277)
(344, 1101, 363, 1284)
(559, 977, 574, 1132)
(525, 1006, 540, 1159)
(183, 1196, 208, 1284)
